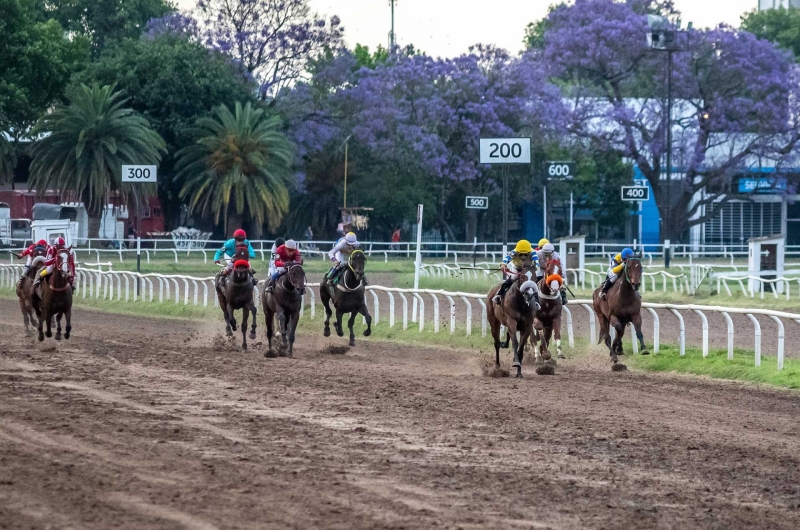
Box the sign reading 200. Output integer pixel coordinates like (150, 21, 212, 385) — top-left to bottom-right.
(479, 138, 531, 164)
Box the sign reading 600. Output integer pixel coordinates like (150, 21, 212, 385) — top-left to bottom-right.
(121, 165, 158, 183)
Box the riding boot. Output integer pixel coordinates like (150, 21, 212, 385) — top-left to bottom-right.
(560, 287, 568, 305)
(533, 291, 541, 310)
(493, 278, 513, 304)
(600, 278, 613, 300)
(250, 269, 259, 287)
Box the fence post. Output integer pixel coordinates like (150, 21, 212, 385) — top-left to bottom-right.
(693, 309, 709, 358)
(669, 309, 685, 356)
(563, 306, 574, 349)
(746, 314, 761, 367)
(646, 307, 659, 354)
(769, 316, 785, 371)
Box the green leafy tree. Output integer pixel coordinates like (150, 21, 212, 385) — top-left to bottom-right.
(29, 84, 166, 237)
(353, 44, 390, 69)
(176, 102, 294, 235)
(741, 7, 800, 60)
(0, 119, 15, 182)
(46, 0, 175, 57)
(0, 0, 90, 132)
(73, 33, 259, 224)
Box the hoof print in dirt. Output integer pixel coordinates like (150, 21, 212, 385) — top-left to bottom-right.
(324, 344, 349, 355)
(535, 364, 556, 376)
(611, 363, 628, 372)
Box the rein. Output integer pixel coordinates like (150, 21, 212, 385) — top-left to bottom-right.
(624, 257, 641, 285)
(337, 250, 365, 292)
(278, 263, 306, 292)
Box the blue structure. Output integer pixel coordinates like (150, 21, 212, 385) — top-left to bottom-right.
(633, 167, 661, 246)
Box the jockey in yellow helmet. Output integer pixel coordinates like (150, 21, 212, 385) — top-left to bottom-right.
(493, 239, 539, 308)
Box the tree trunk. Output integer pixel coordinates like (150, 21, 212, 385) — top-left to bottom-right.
(88, 216, 101, 240)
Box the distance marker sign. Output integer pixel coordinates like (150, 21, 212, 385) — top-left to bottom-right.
(465, 196, 489, 209)
(121, 165, 157, 183)
(479, 138, 531, 164)
(621, 186, 649, 201)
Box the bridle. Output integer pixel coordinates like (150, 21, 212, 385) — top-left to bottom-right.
(624, 257, 641, 285)
(338, 250, 366, 292)
(278, 262, 306, 294)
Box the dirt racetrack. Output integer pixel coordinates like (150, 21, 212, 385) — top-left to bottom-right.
(1, 300, 800, 529)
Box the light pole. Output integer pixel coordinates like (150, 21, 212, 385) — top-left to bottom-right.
(647, 15, 688, 266)
(388, 0, 397, 50)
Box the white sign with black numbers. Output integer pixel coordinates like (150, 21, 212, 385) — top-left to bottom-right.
(121, 165, 157, 183)
(621, 186, 649, 201)
(479, 138, 531, 164)
(465, 196, 489, 209)
(545, 161, 576, 180)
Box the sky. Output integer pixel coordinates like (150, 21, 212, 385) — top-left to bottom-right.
(177, 0, 761, 58)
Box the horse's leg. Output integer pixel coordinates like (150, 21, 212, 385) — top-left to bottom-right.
(631, 312, 648, 355)
(64, 306, 71, 340)
(218, 292, 233, 337)
(265, 307, 275, 356)
(554, 316, 565, 359)
(346, 311, 358, 347)
(359, 302, 372, 337)
(541, 325, 552, 360)
(55, 312, 62, 341)
(44, 307, 53, 339)
(531, 326, 542, 363)
(507, 320, 521, 376)
(334, 309, 345, 337)
(227, 302, 237, 331)
(248, 302, 257, 340)
(610, 316, 624, 355)
(18, 294, 30, 335)
(287, 313, 298, 358)
(240, 306, 249, 351)
(37, 300, 46, 342)
(490, 319, 502, 366)
(322, 293, 332, 337)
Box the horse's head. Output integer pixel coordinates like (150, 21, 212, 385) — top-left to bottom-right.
(624, 257, 643, 292)
(56, 249, 71, 276)
(286, 263, 306, 294)
(519, 280, 539, 308)
(234, 244, 250, 262)
(232, 259, 250, 284)
(349, 250, 366, 278)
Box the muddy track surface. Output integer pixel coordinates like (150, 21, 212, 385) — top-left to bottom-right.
(1, 300, 799, 530)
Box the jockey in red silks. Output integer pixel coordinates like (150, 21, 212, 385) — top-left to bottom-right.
(34, 237, 76, 288)
(266, 239, 302, 291)
(19, 239, 48, 274)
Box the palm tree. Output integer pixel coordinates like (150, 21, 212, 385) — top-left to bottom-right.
(29, 84, 166, 238)
(175, 101, 293, 234)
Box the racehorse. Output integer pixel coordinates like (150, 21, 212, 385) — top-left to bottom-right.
(33, 249, 73, 342)
(532, 258, 565, 361)
(216, 245, 257, 351)
(486, 262, 540, 378)
(321, 250, 372, 347)
(592, 255, 649, 364)
(16, 249, 47, 335)
(262, 262, 306, 357)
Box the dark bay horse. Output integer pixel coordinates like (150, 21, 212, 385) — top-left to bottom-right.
(533, 258, 565, 361)
(321, 250, 372, 347)
(487, 263, 540, 378)
(592, 256, 649, 364)
(216, 245, 257, 350)
(262, 262, 306, 357)
(33, 249, 73, 342)
(16, 250, 47, 335)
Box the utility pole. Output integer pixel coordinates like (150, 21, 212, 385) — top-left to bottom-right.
(388, 0, 397, 50)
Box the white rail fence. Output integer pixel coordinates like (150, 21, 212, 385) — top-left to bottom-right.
(2, 265, 796, 370)
(714, 273, 800, 300)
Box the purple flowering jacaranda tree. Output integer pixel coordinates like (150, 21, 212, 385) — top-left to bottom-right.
(195, 0, 344, 99)
(543, 0, 800, 240)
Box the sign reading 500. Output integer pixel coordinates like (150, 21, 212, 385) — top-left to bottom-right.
(479, 138, 531, 164)
(121, 165, 158, 183)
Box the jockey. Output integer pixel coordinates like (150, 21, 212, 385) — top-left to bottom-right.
(34, 237, 76, 288)
(214, 229, 258, 286)
(267, 237, 286, 278)
(266, 239, 302, 290)
(326, 232, 360, 285)
(537, 242, 568, 305)
(600, 247, 637, 300)
(493, 239, 539, 308)
(19, 239, 47, 276)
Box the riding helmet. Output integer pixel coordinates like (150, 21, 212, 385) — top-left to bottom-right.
(285, 239, 298, 249)
(233, 228, 246, 239)
(514, 240, 533, 254)
(538, 238, 549, 248)
(345, 232, 357, 244)
(621, 248, 634, 260)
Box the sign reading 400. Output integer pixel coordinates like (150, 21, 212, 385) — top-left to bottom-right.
(479, 138, 531, 164)
(121, 165, 158, 183)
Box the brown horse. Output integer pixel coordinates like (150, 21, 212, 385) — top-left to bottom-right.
(532, 258, 565, 361)
(262, 262, 306, 357)
(321, 250, 372, 347)
(216, 245, 257, 350)
(592, 256, 649, 364)
(16, 249, 47, 335)
(33, 249, 73, 342)
(487, 262, 540, 378)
